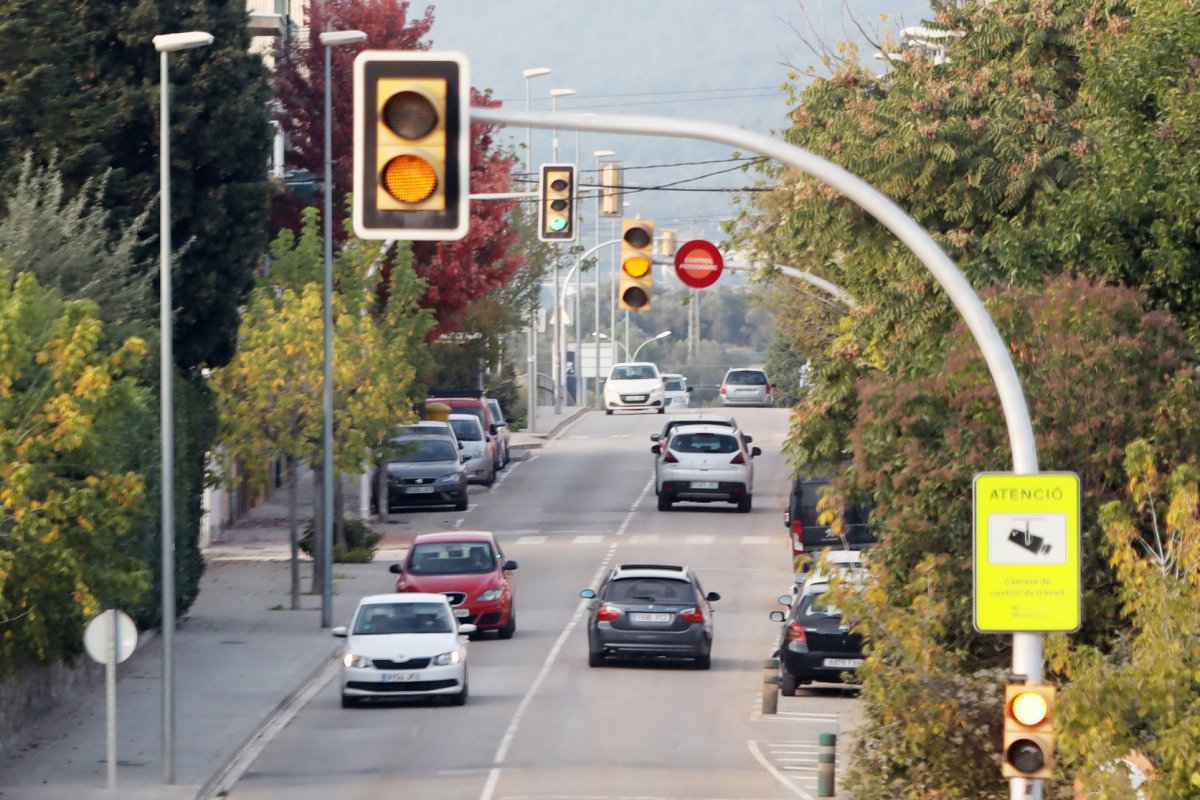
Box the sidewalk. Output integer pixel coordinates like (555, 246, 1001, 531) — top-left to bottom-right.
(0, 405, 588, 800)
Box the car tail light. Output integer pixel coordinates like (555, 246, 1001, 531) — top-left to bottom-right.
(720, 386, 727, 395)
(662, 450, 679, 464)
(730, 451, 746, 464)
(791, 518, 804, 537)
(680, 607, 705, 624)
(785, 620, 809, 652)
(596, 604, 622, 622)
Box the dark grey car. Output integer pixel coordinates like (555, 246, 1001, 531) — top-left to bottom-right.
(580, 564, 719, 669)
(371, 436, 469, 512)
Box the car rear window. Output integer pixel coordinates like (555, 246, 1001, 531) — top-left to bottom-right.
(726, 370, 768, 385)
(669, 432, 739, 454)
(664, 379, 684, 391)
(605, 577, 695, 603)
(353, 601, 454, 634)
(800, 587, 843, 617)
(408, 542, 496, 575)
(449, 417, 483, 441)
(388, 439, 458, 462)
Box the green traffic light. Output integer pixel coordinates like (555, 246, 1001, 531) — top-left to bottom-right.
(549, 217, 568, 232)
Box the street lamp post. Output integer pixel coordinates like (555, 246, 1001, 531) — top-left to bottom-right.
(152, 29, 213, 785)
(318, 29, 367, 630)
(549, 88, 575, 414)
(633, 329, 672, 361)
(592, 149, 615, 409)
(522, 68, 550, 428)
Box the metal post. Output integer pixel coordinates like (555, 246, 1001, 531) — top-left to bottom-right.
(817, 733, 836, 797)
(107, 612, 118, 790)
(761, 657, 779, 715)
(522, 68, 549, 429)
(321, 42, 334, 628)
(157, 49, 176, 786)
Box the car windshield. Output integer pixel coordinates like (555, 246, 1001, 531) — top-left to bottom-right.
(449, 418, 483, 441)
(487, 401, 504, 422)
(727, 370, 768, 386)
(407, 542, 496, 575)
(669, 432, 738, 454)
(612, 365, 656, 380)
(664, 379, 684, 391)
(451, 405, 487, 428)
(386, 439, 458, 463)
(605, 577, 693, 603)
(352, 601, 455, 634)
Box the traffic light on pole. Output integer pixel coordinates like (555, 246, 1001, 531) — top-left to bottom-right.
(352, 51, 469, 240)
(1002, 683, 1056, 780)
(619, 219, 655, 311)
(538, 164, 576, 242)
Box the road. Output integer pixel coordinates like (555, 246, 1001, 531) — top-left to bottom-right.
(227, 408, 860, 800)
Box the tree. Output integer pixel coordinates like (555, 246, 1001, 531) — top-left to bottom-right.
(0, 269, 151, 675)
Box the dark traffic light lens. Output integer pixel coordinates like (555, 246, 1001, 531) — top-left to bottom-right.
(550, 199, 568, 211)
(624, 226, 652, 248)
(621, 286, 649, 309)
(1006, 740, 1045, 773)
(550, 178, 569, 192)
(383, 91, 438, 140)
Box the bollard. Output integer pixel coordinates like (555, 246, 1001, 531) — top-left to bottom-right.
(817, 732, 836, 797)
(761, 657, 780, 715)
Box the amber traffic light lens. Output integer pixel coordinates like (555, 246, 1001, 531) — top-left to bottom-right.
(382, 155, 438, 203)
(382, 91, 438, 140)
(1011, 692, 1049, 727)
(623, 226, 652, 249)
(622, 256, 651, 278)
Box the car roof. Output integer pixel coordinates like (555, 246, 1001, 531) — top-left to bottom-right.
(610, 563, 693, 580)
(358, 592, 449, 606)
(665, 414, 738, 428)
(667, 424, 740, 438)
(412, 530, 497, 545)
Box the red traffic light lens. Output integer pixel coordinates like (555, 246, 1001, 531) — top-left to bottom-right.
(383, 91, 438, 140)
(550, 178, 569, 192)
(623, 226, 652, 248)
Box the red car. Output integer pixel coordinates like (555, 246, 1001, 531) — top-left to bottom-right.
(389, 531, 518, 638)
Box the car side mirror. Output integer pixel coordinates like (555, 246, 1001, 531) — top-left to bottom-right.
(743, 434, 753, 444)
(751, 446, 762, 457)
(769, 611, 786, 622)
(777, 594, 794, 606)
(651, 444, 661, 454)
(458, 623, 478, 635)
(650, 433, 661, 442)
(331, 626, 348, 637)
(705, 591, 720, 602)
(389, 563, 403, 574)
(580, 588, 597, 599)
(461, 454, 469, 463)
(783, 510, 792, 527)
(687, 386, 694, 393)
(502, 560, 518, 571)
(490, 424, 498, 435)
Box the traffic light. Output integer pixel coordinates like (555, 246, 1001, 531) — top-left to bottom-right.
(352, 51, 469, 240)
(1002, 683, 1055, 780)
(619, 219, 655, 311)
(538, 164, 576, 242)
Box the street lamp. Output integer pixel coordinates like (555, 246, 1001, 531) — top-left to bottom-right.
(152, 28, 213, 785)
(633, 329, 672, 361)
(318, 29, 367, 630)
(549, 87, 575, 414)
(592, 149, 615, 409)
(592, 330, 629, 359)
(522, 67, 550, 428)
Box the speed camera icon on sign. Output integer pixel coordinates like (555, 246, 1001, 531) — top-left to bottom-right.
(987, 514, 1067, 565)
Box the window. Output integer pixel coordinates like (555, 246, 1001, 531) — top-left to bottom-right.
(387, 438, 458, 463)
(353, 602, 454, 634)
(449, 418, 482, 441)
(408, 542, 497, 575)
(670, 432, 739, 454)
(605, 578, 693, 603)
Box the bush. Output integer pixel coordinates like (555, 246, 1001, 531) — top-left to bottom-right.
(299, 518, 382, 564)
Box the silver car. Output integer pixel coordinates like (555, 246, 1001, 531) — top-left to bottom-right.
(652, 424, 760, 513)
(719, 367, 774, 407)
(448, 414, 496, 486)
(484, 398, 511, 469)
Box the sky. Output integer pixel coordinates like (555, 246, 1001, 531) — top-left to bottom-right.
(426, 0, 937, 245)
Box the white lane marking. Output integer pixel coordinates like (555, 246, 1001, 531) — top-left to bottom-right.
(746, 740, 815, 800)
(501, 529, 542, 536)
(515, 536, 547, 545)
(627, 534, 659, 543)
(774, 711, 841, 721)
(740, 535, 770, 545)
(685, 534, 715, 545)
(573, 535, 604, 544)
(480, 478, 655, 800)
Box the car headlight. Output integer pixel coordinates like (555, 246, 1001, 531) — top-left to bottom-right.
(432, 650, 461, 666)
(343, 652, 372, 668)
(434, 472, 460, 485)
(477, 588, 503, 602)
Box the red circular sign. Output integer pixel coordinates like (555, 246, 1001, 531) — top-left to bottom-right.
(673, 240, 724, 289)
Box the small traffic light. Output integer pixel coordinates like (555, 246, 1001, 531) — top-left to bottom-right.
(352, 51, 469, 241)
(538, 164, 576, 242)
(619, 219, 655, 311)
(1002, 683, 1055, 780)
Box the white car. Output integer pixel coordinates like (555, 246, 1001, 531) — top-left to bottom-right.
(604, 362, 666, 414)
(448, 413, 497, 486)
(661, 373, 691, 410)
(652, 424, 761, 513)
(332, 593, 474, 707)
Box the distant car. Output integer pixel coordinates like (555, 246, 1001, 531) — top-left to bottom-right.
(448, 413, 497, 486)
(604, 362, 666, 414)
(770, 577, 865, 694)
(793, 549, 869, 596)
(719, 367, 773, 407)
(426, 393, 504, 467)
(580, 563, 719, 669)
(390, 531, 518, 639)
(784, 476, 876, 568)
(652, 424, 760, 513)
(332, 592, 473, 707)
(484, 398, 511, 469)
(372, 436, 469, 513)
(661, 373, 691, 410)
(394, 420, 461, 453)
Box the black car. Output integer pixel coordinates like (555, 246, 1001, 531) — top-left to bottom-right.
(371, 435, 469, 512)
(770, 579, 864, 694)
(580, 564, 719, 669)
(784, 475, 875, 557)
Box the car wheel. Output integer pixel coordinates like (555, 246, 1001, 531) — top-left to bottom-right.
(497, 448, 507, 470)
(694, 652, 712, 670)
(454, 495, 469, 512)
(657, 493, 672, 511)
(341, 693, 359, 709)
(605, 409, 613, 415)
(588, 650, 606, 667)
(736, 494, 752, 513)
(497, 609, 516, 640)
(483, 463, 496, 487)
(657, 407, 665, 414)
(450, 675, 468, 706)
(779, 671, 798, 697)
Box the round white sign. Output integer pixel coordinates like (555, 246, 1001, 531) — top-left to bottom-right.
(83, 609, 138, 665)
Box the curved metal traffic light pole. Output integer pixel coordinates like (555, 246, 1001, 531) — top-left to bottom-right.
(474, 107, 1043, 800)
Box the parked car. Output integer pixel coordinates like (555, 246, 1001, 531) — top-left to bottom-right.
(793, 549, 869, 596)
(426, 392, 505, 468)
(770, 577, 865, 694)
(652, 424, 760, 512)
(331, 592, 473, 707)
(448, 413, 497, 486)
(604, 362, 666, 414)
(390, 531, 518, 639)
(661, 373, 691, 410)
(580, 563, 719, 669)
(372, 436, 469, 513)
(784, 475, 876, 569)
(484, 398, 511, 469)
(719, 367, 773, 407)
(394, 420, 461, 452)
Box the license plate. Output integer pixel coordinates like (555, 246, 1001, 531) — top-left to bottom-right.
(453, 608, 470, 618)
(405, 486, 435, 494)
(824, 658, 863, 669)
(624, 395, 647, 403)
(632, 612, 672, 623)
(691, 481, 718, 490)
(380, 671, 421, 682)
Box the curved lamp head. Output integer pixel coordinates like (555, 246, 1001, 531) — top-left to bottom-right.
(523, 67, 552, 79)
(320, 30, 367, 47)
(153, 32, 214, 53)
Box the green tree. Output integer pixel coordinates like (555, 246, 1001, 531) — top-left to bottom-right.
(0, 270, 151, 675)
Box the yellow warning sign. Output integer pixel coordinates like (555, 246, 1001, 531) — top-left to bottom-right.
(973, 472, 1081, 633)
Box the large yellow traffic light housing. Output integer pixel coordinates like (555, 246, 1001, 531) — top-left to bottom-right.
(538, 164, 576, 242)
(353, 51, 469, 240)
(1002, 683, 1056, 780)
(619, 219, 655, 311)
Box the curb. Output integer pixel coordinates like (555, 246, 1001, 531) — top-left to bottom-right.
(510, 407, 589, 451)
